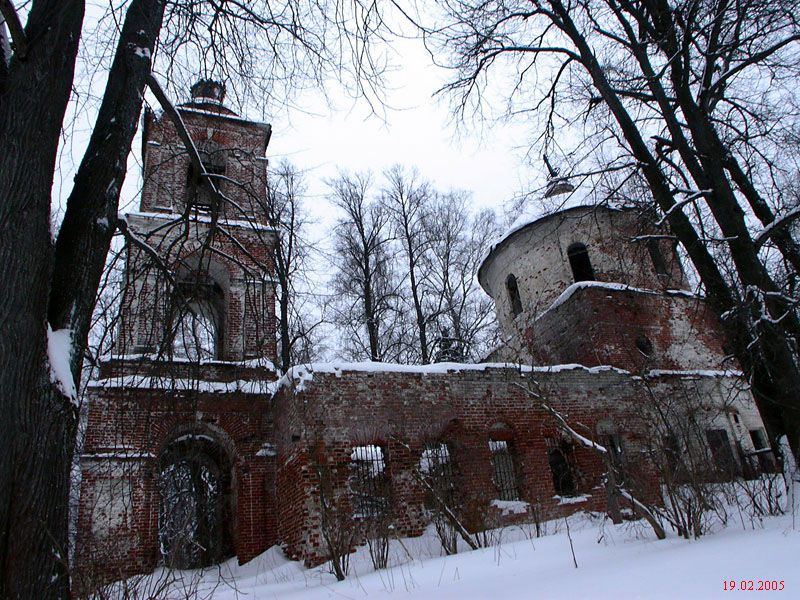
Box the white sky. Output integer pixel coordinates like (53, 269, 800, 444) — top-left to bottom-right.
(55, 7, 549, 233)
(265, 36, 535, 220)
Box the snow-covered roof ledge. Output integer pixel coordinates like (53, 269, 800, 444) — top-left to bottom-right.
(645, 369, 743, 379)
(104, 353, 276, 371)
(273, 360, 746, 394)
(88, 375, 274, 395)
(125, 210, 278, 233)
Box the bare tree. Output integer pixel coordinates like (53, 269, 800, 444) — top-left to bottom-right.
(265, 160, 320, 372)
(426, 195, 501, 362)
(329, 172, 400, 361)
(431, 0, 800, 457)
(383, 165, 435, 363)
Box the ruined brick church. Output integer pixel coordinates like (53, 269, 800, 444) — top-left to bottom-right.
(75, 81, 771, 588)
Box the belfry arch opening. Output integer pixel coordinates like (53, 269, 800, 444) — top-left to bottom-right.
(170, 258, 229, 360)
(157, 430, 235, 569)
(567, 243, 595, 283)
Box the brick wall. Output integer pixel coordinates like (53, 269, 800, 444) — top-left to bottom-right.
(527, 287, 728, 371)
(75, 382, 276, 590)
(272, 365, 678, 566)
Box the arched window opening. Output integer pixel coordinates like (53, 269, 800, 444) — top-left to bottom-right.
(489, 424, 520, 501)
(172, 277, 225, 361)
(158, 434, 234, 569)
(505, 274, 523, 317)
(173, 300, 218, 360)
(567, 243, 595, 282)
(349, 445, 391, 519)
(547, 439, 577, 497)
(188, 145, 227, 213)
(635, 334, 654, 357)
(420, 442, 456, 506)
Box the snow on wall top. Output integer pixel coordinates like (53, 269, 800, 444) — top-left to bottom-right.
(105, 353, 276, 371)
(272, 360, 742, 393)
(88, 374, 273, 395)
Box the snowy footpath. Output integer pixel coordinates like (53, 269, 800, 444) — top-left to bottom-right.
(136, 511, 799, 599)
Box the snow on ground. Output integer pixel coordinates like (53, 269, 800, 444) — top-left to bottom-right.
(130, 511, 798, 599)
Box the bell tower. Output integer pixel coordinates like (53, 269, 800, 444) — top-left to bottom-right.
(76, 81, 279, 590)
(116, 78, 277, 366)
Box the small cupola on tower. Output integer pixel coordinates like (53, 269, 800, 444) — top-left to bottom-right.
(191, 79, 225, 102)
(184, 78, 236, 115)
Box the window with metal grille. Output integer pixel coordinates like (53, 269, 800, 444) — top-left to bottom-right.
(420, 442, 456, 505)
(546, 438, 577, 497)
(489, 440, 520, 501)
(349, 445, 391, 519)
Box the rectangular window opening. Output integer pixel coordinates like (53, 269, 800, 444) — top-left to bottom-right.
(546, 438, 577, 497)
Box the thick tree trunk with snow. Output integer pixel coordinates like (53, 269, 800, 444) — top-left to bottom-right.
(0, 0, 164, 596)
(49, 0, 165, 356)
(0, 1, 84, 596)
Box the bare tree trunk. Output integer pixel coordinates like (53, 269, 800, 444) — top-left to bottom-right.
(49, 0, 166, 354)
(384, 166, 431, 363)
(0, 1, 84, 596)
(546, 0, 800, 457)
(0, 1, 166, 595)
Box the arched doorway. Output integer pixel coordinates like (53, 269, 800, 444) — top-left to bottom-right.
(157, 431, 235, 569)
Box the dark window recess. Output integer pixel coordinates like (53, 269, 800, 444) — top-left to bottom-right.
(647, 239, 669, 278)
(421, 442, 456, 506)
(547, 440, 577, 497)
(662, 434, 682, 478)
(188, 150, 226, 212)
(567, 243, 595, 282)
(349, 445, 391, 519)
(749, 429, 777, 473)
(489, 440, 520, 501)
(749, 429, 768, 450)
(635, 335, 654, 357)
(506, 274, 523, 317)
(605, 434, 623, 465)
(705, 429, 738, 477)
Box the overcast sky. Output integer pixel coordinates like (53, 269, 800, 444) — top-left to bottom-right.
(54, 7, 548, 235)
(265, 36, 535, 221)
